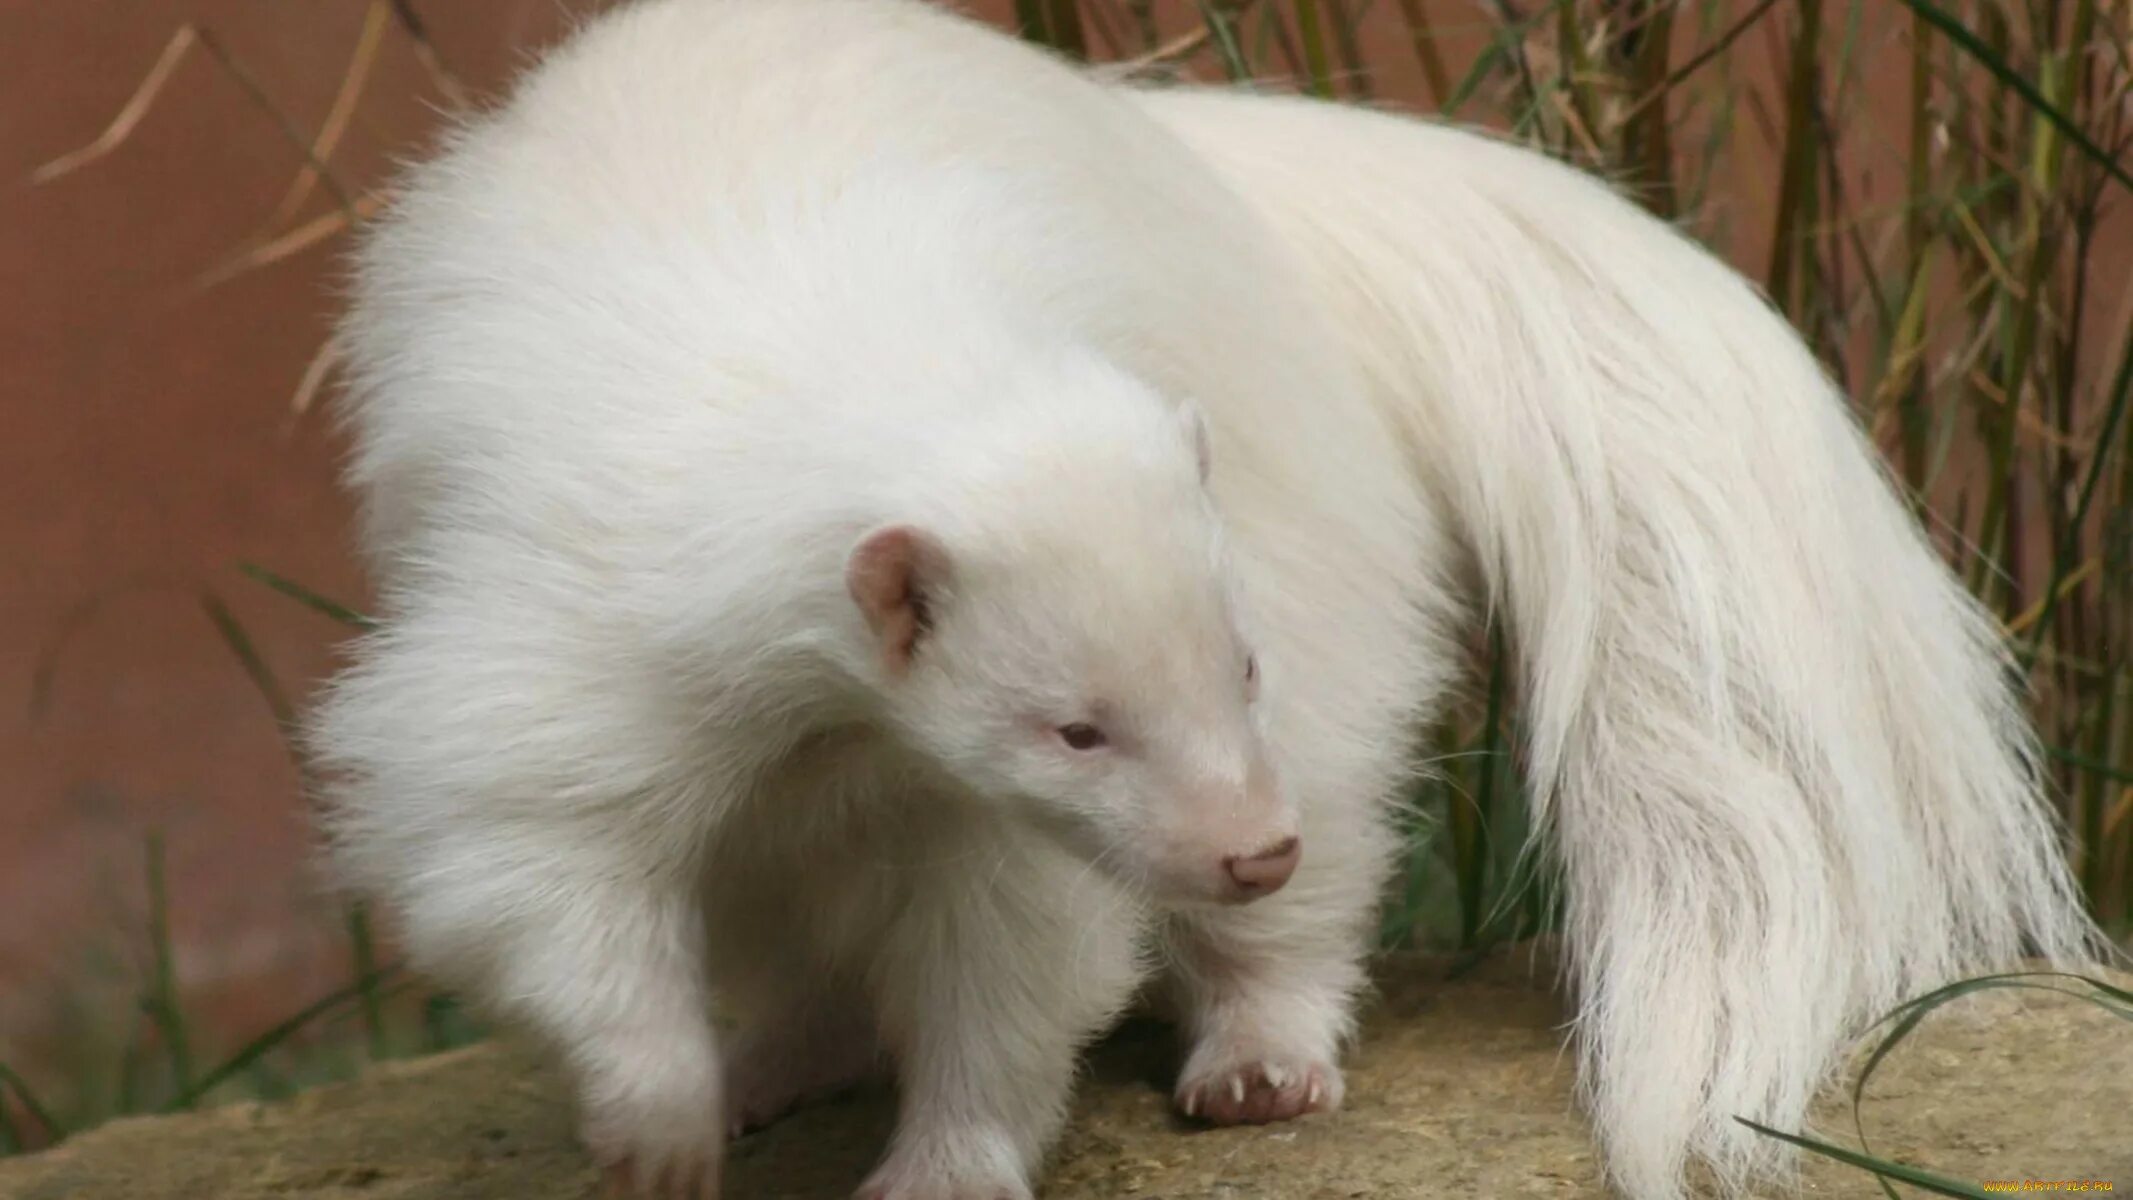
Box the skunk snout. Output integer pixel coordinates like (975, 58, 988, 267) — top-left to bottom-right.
(1220, 834, 1300, 901)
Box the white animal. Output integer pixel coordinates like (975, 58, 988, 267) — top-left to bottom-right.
(308, 2, 2101, 1198)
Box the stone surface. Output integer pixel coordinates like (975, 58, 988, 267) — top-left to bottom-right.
(3, 954, 2127, 1199)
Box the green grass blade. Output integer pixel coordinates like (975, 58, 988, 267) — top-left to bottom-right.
(0, 1061, 62, 1145)
(1013, 0, 1089, 57)
(1323, 0, 1371, 99)
(1833, 972, 2132, 1195)
(345, 901, 390, 1061)
(143, 832, 195, 1100)
(1442, 0, 1573, 118)
(1861, 972, 2133, 1034)
(420, 992, 477, 1052)
(1895, 0, 2133, 194)
(1734, 1119, 1991, 1198)
(1441, 35, 1510, 117)
(114, 1013, 147, 1116)
(1389, 0, 1452, 106)
(1765, 0, 1824, 317)
(237, 562, 377, 630)
(1124, 0, 1158, 51)
(1456, 628, 1510, 948)
(1850, 973, 2133, 1119)
(1293, 0, 1334, 97)
(2046, 742, 2133, 785)
(201, 592, 296, 732)
(1640, 0, 1781, 108)
(163, 962, 401, 1112)
(2023, 324, 2133, 671)
(1192, 1, 1253, 82)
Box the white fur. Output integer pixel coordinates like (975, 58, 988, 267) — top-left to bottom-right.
(309, 2, 2099, 1198)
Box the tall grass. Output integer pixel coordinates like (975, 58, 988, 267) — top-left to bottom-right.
(5, 0, 2128, 1167)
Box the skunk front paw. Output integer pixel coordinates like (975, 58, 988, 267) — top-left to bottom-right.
(1174, 1042, 1343, 1125)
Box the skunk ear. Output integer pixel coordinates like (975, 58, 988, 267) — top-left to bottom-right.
(846, 525, 949, 672)
(1177, 399, 1213, 485)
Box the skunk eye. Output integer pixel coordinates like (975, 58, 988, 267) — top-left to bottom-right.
(1057, 723, 1107, 751)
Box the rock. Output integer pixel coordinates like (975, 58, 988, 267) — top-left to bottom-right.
(3, 952, 2126, 1199)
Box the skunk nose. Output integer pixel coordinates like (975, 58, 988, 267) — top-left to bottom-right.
(1223, 836, 1300, 899)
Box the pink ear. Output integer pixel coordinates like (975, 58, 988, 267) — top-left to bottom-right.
(846, 525, 947, 671)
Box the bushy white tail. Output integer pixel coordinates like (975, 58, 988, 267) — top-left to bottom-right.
(1140, 89, 2103, 1197)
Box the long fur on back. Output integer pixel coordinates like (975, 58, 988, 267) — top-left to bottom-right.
(1138, 88, 2104, 1196)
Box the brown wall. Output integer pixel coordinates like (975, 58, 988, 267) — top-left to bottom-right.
(1, 0, 576, 1071)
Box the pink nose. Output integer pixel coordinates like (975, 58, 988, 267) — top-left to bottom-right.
(1223, 836, 1301, 899)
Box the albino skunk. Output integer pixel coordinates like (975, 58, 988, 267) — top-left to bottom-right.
(309, 1, 2099, 1197)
